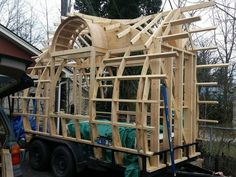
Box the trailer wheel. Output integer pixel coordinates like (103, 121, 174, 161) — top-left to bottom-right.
(29, 139, 50, 170)
(51, 146, 75, 177)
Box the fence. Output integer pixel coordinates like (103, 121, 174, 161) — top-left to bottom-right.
(199, 125, 236, 176)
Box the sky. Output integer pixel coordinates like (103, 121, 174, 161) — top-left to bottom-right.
(25, 0, 61, 31)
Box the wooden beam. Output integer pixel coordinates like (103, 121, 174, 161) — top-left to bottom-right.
(145, 10, 176, 48)
(164, 16, 201, 26)
(117, 15, 153, 38)
(130, 13, 163, 44)
(191, 46, 217, 52)
(196, 82, 217, 86)
(104, 23, 121, 31)
(103, 51, 178, 63)
(189, 26, 216, 33)
(197, 119, 219, 123)
(160, 32, 189, 41)
(197, 101, 218, 104)
(183, 54, 194, 155)
(174, 52, 184, 159)
(96, 74, 167, 80)
(1, 149, 14, 177)
(51, 46, 92, 57)
(180, 1, 215, 13)
(196, 63, 229, 69)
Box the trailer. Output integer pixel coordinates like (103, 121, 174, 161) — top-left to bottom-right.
(12, 1, 228, 177)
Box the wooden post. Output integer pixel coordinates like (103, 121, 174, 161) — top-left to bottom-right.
(149, 40, 161, 169)
(183, 54, 194, 156)
(49, 57, 57, 135)
(174, 52, 183, 159)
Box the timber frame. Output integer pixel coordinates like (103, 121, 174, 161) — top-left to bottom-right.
(12, 1, 229, 173)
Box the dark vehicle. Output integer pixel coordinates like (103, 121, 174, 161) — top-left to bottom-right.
(0, 108, 22, 177)
(0, 55, 34, 177)
(0, 73, 33, 177)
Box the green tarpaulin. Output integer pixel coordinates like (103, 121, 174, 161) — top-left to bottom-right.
(67, 120, 140, 177)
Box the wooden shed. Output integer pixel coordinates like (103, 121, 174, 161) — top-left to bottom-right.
(13, 1, 228, 173)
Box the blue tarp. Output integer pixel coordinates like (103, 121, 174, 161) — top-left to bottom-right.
(11, 115, 36, 140)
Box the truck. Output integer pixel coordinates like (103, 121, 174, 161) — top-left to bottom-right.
(12, 1, 228, 177)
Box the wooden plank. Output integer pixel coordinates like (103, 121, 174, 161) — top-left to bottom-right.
(197, 101, 218, 104)
(196, 63, 229, 69)
(183, 54, 194, 155)
(130, 13, 163, 45)
(89, 48, 104, 159)
(192, 54, 198, 154)
(73, 68, 78, 114)
(191, 46, 217, 51)
(180, 1, 215, 13)
(149, 39, 162, 168)
(91, 120, 154, 130)
(50, 113, 89, 119)
(164, 16, 201, 26)
(34, 80, 51, 83)
(78, 69, 83, 114)
(111, 49, 130, 164)
(28, 64, 61, 70)
(49, 57, 57, 135)
(61, 118, 68, 137)
(174, 52, 184, 159)
(160, 32, 189, 41)
(51, 46, 92, 57)
(79, 36, 90, 47)
(109, 45, 147, 54)
(104, 23, 121, 31)
(136, 56, 150, 162)
(103, 52, 178, 63)
(162, 51, 174, 162)
(142, 74, 151, 158)
(161, 1, 215, 16)
(11, 96, 50, 100)
(189, 26, 216, 33)
(117, 15, 152, 38)
(96, 74, 167, 80)
(93, 98, 160, 104)
(2, 149, 14, 177)
(196, 82, 217, 86)
(197, 119, 218, 123)
(145, 10, 176, 48)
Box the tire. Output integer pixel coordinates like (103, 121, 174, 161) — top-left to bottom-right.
(29, 139, 50, 170)
(51, 146, 76, 177)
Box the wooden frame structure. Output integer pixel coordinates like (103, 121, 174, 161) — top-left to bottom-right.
(12, 1, 229, 173)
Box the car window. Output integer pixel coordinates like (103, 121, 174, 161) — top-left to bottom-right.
(0, 118, 6, 148)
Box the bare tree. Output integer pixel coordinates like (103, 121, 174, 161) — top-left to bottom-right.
(0, 0, 45, 46)
(212, 0, 236, 123)
(192, 0, 236, 124)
